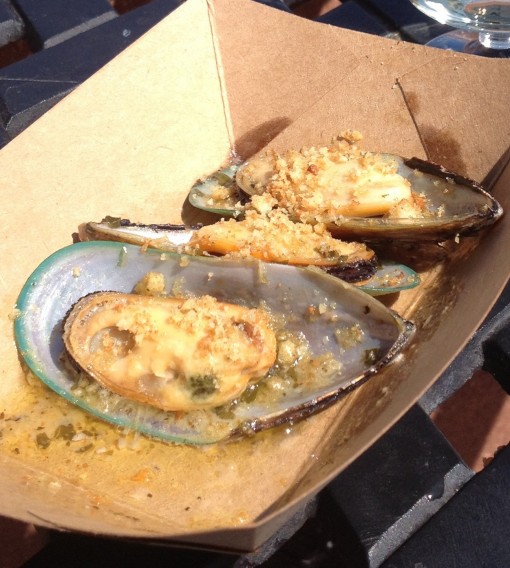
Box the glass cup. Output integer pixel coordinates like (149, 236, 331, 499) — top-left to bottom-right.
(410, 0, 510, 55)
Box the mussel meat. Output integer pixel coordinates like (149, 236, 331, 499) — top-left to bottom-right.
(63, 292, 277, 412)
(187, 210, 378, 282)
(81, 216, 421, 294)
(14, 241, 414, 444)
(236, 135, 413, 219)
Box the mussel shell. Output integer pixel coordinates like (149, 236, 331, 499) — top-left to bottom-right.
(188, 157, 503, 242)
(188, 165, 245, 217)
(79, 217, 199, 248)
(327, 157, 503, 242)
(14, 241, 414, 445)
(322, 258, 377, 283)
(82, 219, 420, 295)
(353, 261, 421, 296)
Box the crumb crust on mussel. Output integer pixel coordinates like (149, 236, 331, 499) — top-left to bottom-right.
(61, 291, 278, 412)
(83, 212, 379, 284)
(189, 132, 503, 244)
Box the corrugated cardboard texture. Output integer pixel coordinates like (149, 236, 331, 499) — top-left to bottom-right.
(0, 0, 509, 552)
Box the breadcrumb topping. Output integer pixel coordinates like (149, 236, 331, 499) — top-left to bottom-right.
(187, 209, 374, 266)
(236, 131, 431, 223)
(65, 292, 277, 412)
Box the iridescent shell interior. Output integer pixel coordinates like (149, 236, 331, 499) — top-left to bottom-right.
(14, 241, 414, 445)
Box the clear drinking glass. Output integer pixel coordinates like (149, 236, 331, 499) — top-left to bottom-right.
(410, 0, 510, 55)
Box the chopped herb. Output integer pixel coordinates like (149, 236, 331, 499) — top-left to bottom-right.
(188, 374, 219, 398)
(36, 432, 51, 449)
(214, 403, 236, 420)
(103, 215, 122, 228)
(364, 348, 381, 365)
(54, 423, 77, 441)
(240, 382, 260, 403)
(117, 246, 128, 267)
(76, 443, 94, 453)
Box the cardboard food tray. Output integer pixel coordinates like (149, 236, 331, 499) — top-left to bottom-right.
(1, 0, 509, 552)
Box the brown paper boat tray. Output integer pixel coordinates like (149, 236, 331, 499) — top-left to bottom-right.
(0, 0, 509, 553)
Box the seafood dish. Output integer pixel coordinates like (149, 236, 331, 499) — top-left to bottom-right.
(13, 131, 503, 445)
(14, 241, 414, 444)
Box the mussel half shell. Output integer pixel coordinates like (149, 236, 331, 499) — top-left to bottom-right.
(81, 219, 420, 295)
(327, 158, 503, 242)
(188, 164, 245, 217)
(14, 241, 414, 445)
(188, 157, 503, 242)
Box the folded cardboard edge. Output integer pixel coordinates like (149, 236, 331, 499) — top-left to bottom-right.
(0, 0, 233, 401)
(0, 0, 510, 552)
